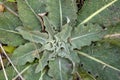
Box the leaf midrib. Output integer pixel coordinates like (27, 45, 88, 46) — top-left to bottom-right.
(71, 31, 102, 41)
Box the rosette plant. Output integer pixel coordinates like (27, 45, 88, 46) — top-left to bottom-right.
(0, 0, 120, 80)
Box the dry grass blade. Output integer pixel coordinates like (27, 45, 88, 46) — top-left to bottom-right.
(0, 54, 8, 80)
(104, 33, 120, 39)
(12, 65, 31, 80)
(0, 44, 25, 80)
(39, 69, 46, 80)
(75, 50, 120, 72)
(0, 2, 18, 17)
(80, 0, 118, 25)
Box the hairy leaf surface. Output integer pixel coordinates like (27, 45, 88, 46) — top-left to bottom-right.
(79, 42, 120, 80)
(12, 43, 41, 65)
(35, 51, 50, 73)
(48, 57, 72, 80)
(0, 11, 25, 46)
(16, 27, 48, 45)
(46, 0, 77, 31)
(55, 24, 72, 42)
(26, 0, 46, 13)
(17, 0, 41, 30)
(77, 0, 120, 27)
(0, 67, 16, 80)
(71, 23, 105, 48)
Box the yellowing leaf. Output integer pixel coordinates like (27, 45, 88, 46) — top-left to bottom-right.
(7, 0, 16, 2)
(3, 46, 15, 53)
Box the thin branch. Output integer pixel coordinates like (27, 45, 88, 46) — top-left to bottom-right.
(12, 65, 31, 80)
(24, 0, 43, 30)
(80, 0, 118, 25)
(59, 0, 62, 29)
(0, 1, 19, 17)
(4, 5, 19, 17)
(0, 54, 8, 80)
(59, 59, 63, 80)
(0, 44, 25, 80)
(39, 69, 46, 80)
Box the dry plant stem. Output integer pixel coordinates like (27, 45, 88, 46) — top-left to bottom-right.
(75, 50, 120, 72)
(0, 54, 8, 80)
(24, 0, 44, 30)
(12, 65, 31, 80)
(0, 2, 18, 17)
(0, 44, 25, 80)
(4, 5, 19, 17)
(39, 70, 46, 80)
(80, 0, 118, 25)
(0, 28, 20, 34)
(59, 0, 63, 28)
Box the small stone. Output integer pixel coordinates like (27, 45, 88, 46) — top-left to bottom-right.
(0, 4, 5, 12)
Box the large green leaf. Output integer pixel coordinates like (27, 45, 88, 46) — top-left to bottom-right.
(26, 0, 46, 13)
(78, 42, 120, 80)
(48, 57, 73, 80)
(71, 23, 105, 48)
(16, 27, 48, 45)
(0, 10, 25, 46)
(17, 0, 41, 30)
(12, 43, 42, 65)
(77, 0, 120, 27)
(46, 0, 77, 31)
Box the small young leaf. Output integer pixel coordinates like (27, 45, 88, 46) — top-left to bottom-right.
(43, 17, 55, 39)
(35, 51, 50, 73)
(55, 24, 72, 42)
